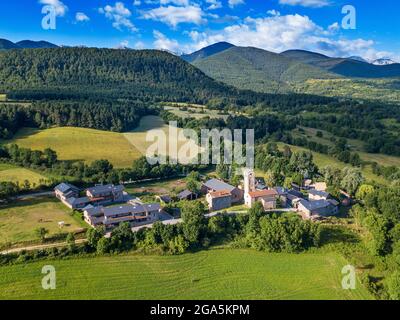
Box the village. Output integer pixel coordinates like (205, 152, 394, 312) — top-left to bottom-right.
(54, 168, 342, 231)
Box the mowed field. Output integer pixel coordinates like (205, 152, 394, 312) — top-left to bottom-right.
(0, 163, 47, 185)
(123, 115, 201, 163)
(5, 127, 142, 168)
(0, 248, 372, 300)
(3, 116, 200, 168)
(0, 198, 86, 246)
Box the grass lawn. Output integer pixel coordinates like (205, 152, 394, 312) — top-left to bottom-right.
(0, 198, 87, 246)
(4, 127, 142, 168)
(0, 163, 48, 185)
(164, 105, 229, 120)
(0, 248, 372, 300)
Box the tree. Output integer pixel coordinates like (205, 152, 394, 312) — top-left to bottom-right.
(289, 151, 317, 178)
(356, 184, 375, 201)
(168, 235, 189, 255)
(180, 201, 206, 244)
(341, 167, 364, 196)
(96, 237, 111, 254)
(66, 233, 76, 251)
(387, 271, 400, 300)
(86, 226, 105, 249)
(35, 227, 49, 242)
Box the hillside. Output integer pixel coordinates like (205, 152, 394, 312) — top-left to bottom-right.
(0, 47, 234, 102)
(0, 38, 19, 50)
(0, 38, 57, 50)
(193, 46, 338, 93)
(181, 41, 235, 63)
(281, 50, 400, 78)
(16, 40, 58, 49)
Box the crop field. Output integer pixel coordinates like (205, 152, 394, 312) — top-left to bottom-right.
(0, 248, 372, 300)
(0, 163, 47, 185)
(0, 198, 86, 246)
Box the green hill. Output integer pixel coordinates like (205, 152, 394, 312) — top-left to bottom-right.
(193, 46, 338, 93)
(0, 47, 234, 102)
(0, 38, 19, 50)
(281, 49, 400, 78)
(181, 41, 235, 63)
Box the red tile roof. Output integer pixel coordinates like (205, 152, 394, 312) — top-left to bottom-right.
(248, 189, 278, 198)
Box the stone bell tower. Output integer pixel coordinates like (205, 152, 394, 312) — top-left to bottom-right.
(243, 168, 255, 195)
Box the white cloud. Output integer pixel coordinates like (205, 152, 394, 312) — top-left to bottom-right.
(153, 30, 180, 52)
(117, 40, 130, 48)
(142, 5, 205, 28)
(75, 12, 90, 22)
(134, 41, 146, 49)
(279, 0, 331, 8)
(267, 10, 281, 16)
(160, 0, 189, 5)
(133, 0, 141, 5)
(228, 0, 245, 9)
(206, 0, 222, 10)
(38, 0, 68, 17)
(328, 22, 340, 33)
(185, 13, 393, 61)
(99, 2, 138, 32)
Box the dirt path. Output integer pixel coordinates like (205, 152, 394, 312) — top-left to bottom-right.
(1, 239, 87, 255)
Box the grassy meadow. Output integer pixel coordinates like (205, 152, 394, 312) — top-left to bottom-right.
(5, 127, 142, 168)
(0, 198, 86, 247)
(0, 248, 372, 300)
(123, 115, 202, 163)
(0, 163, 47, 185)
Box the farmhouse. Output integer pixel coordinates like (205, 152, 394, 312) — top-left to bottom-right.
(54, 183, 79, 201)
(177, 189, 197, 201)
(86, 184, 125, 205)
(308, 189, 330, 201)
(84, 203, 161, 228)
(202, 178, 243, 203)
(245, 189, 279, 210)
(206, 190, 232, 211)
(297, 199, 339, 219)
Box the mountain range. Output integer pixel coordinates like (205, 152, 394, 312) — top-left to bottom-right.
(182, 42, 400, 94)
(0, 38, 58, 50)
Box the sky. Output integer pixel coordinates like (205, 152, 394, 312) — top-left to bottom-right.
(0, 0, 399, 61)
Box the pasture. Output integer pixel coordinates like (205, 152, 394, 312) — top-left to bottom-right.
(0, 198, 86, 247)
(5, 127, 142, 168)
(0, 163, 47, 186)
(0, 248, 372, 300)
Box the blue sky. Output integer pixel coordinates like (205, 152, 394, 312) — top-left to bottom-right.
(0, 0, 398, 61)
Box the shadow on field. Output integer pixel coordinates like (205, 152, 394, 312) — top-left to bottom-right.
(319, 225, 360, 246)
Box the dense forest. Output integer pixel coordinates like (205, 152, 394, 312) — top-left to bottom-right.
(0, 101, 156, 138)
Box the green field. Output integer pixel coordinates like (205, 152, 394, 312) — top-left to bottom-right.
(164, 104, 229, 120)
(0, 198, 86, 246)
(0, 163, 48, 185)
(0, 248, 372, 300)
(5, 127, 142, 168)
(3, 116, 200, 169)
(277, 143, 387, 184)
(124, 115, 201, 163)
